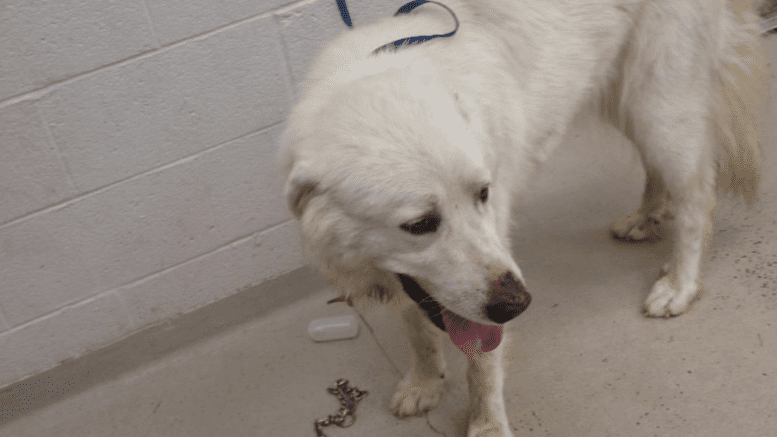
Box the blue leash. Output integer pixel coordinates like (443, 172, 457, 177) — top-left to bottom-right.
(335, 0, 459, 54)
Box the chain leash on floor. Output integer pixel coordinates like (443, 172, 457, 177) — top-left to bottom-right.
(314, 379, 368, 436)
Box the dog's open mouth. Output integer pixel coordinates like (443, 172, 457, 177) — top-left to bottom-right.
(397, 274, 503, 357)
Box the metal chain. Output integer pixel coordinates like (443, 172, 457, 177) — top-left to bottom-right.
(314, 379, 368, 436)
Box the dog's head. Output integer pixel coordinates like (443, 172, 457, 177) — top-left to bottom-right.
(279, 65, 530, 351)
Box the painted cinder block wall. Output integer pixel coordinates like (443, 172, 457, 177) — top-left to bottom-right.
(0, 0, 396, 389)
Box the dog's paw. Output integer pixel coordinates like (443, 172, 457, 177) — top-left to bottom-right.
(467, 422, 515, 437)
(389, 368, 445, 417)
(611, 208, 671, 242)
(466, 391, 513, 436)
(643, 275, 699, 317)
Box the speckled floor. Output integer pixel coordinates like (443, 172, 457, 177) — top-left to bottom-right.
(1, 33, 775, 437)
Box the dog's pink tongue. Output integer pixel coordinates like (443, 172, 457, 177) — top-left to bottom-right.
(442, 312, 502, 360)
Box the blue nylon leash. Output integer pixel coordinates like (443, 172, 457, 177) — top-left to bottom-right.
(335, 0, 353, 26)
(335, 0, 459, 53)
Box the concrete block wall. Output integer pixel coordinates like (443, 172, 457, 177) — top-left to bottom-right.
(0, 0, 398, 389)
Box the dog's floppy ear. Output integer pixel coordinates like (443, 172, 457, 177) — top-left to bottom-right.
(283, 158, 321, 218)
(279, 138, 321, 218)
(287, 178, 318, 218)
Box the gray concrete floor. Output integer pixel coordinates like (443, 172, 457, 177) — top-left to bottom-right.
(2, 35, 776, 437)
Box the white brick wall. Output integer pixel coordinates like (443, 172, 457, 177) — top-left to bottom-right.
(0, 0, 399, 388)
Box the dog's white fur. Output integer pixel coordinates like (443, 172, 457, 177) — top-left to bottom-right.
(279, 1, 766, 435)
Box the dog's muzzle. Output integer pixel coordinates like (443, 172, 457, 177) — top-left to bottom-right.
(486, 271, 531, 323)
(397, 272, 531, 329)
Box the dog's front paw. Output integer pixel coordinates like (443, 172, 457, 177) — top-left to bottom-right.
(643, 275, 699, 317)
(389, 368, 445, 417)
(466, 392, 514, 437)
(467, 419, 514, 437)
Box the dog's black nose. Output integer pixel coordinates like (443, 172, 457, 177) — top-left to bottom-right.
(485, 272, 531, 323)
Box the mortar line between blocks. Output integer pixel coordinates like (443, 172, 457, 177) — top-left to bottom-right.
(0, 289, 122, 339)
(139, 0, 162, 48)
(0, 122, 283, 230)
(35, 101, 77, 192)
(0, 0, 318, 110)
(273, 12, 299, 101)
(0, 221, 297, 338)
(109, 219, 296, 296)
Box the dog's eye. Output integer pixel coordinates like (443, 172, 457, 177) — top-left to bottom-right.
(479, 186, 489, 203)
(400, 212, 441, 235)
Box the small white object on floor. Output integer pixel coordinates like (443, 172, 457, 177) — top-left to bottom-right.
(308, 315, 360, 342)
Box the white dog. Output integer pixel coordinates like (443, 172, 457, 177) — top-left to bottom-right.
(278, 0, 766, 435)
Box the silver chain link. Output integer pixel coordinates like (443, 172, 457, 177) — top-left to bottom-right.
(314, 379, 368, 436)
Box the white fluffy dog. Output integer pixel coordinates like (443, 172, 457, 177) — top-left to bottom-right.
(279, 0, 766, 435)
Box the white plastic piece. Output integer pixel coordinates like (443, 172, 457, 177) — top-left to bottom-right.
(308, 315, 360, 342)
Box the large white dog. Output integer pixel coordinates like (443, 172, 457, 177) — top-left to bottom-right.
(279, 0, 766, 435)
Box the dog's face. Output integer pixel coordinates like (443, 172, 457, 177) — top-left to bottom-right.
(281, 71, 530, 336)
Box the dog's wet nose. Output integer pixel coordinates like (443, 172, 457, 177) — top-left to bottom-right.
(485, 271, 531, 323)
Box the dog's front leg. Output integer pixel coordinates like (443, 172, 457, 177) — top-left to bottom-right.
(466, 335, 513, 437)
(390, 299, 447, 416)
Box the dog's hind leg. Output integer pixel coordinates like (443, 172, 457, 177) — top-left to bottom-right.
(624, 110, 716, 318)
(611, 112, 714, 318)
(390, 297, 447, 417)
(616, 0, 724, 317)
(610, 164, 674, 242)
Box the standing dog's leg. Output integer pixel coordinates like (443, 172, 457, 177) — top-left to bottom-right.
(466, 336, 513, 437)
(390, 297, 447, 416)
(610, 126, 713, 317)
(614, 0, 728, 317)
(642, 158, 716, 316)
(631, 115, 717, 318)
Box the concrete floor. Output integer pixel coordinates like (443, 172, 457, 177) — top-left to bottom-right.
(2, 35, 776, 437)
